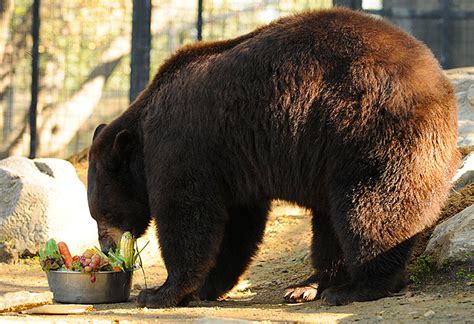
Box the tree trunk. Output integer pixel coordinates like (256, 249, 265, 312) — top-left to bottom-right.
(0, 4, 31, 102)
(1, 2, 30, 141)
(0, 36, 130, 158)
(0, 0, 13, 61)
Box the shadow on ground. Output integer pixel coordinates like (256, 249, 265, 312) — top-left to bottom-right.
(1, 202, 472, 322)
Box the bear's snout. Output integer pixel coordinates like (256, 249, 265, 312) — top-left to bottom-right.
(96, 222, 123, 253)
(99, 235, 118, 254)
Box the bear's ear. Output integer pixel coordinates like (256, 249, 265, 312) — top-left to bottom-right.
(112, 129, 135, 160)
(93, 123, 107, 141)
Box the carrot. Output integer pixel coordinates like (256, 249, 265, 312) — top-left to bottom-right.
(113, 266, 122, 271)
(57, 241, 73, 269)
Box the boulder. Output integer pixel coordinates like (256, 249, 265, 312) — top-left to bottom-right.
(452, 152, 474, 191)
(425, 204, 474, 267)
(445, 67, 474, 147)
(0, 157, 98, 262)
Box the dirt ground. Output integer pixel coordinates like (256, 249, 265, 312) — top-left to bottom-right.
(1, 202, 473, 323)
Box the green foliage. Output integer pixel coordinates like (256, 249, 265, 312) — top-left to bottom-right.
(454, 258, 474, 283)
(38, 239, 63, 271)
(408, 255, 436, 285)
(455, 268, 474, 282)
(20, 255, 40, 261)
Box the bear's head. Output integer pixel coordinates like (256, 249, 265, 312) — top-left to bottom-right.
(87, 123, 150, 253)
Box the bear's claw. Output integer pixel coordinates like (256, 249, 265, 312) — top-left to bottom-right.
(284, 283, 320, 303)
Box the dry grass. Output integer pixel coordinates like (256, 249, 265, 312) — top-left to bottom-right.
(459, 145, 474, 158)
(67, 147, 89, 185)
(411, 177, 474, 260)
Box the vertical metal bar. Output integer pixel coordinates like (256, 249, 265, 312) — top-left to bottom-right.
(29, 0, 40, 158)
(352, 0, 362, 10)
(130, 0, 152, 103)
(440, 0, 451, 68)
(333, 0, 362, 10)
(197, 0, 204, 41)
(333, 0, 349, 7)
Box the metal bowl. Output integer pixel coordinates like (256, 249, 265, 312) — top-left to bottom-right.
(46, 270, 134, 304)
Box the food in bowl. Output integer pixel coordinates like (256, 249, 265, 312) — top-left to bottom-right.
(39, 232, 147, 303)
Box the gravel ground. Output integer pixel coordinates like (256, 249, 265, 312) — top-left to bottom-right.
(1, 203, 473, 323)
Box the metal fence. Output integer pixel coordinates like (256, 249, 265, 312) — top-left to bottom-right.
(0, 0, 472, 159)
(364, 0, 474, 69)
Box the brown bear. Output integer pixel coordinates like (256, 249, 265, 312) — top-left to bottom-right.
(87, 8, 460, 307)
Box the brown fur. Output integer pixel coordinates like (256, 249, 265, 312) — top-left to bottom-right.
(87, 8, 460, 307)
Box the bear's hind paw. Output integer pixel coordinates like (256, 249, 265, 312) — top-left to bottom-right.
(137, 287, 179, 308)
(320, 283, 390, 306)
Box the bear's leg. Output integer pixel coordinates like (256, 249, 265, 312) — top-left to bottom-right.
(137, 192, 228, 308)
(320, 240, 412, 305)
(284, 210, 348, 303)
(320, 192, 415, 305)
(199, 201, 270, 301)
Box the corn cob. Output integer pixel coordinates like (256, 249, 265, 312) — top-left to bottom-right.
(119, 231, 135, 270)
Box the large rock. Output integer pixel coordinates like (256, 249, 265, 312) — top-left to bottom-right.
(445, 67, 474, 147)
(425, 204, 474, 267)
(0, 157, 98, 262)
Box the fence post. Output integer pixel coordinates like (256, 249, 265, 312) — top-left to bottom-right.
(332, 0, 362, 10)
(197, 0, 204, 41)
(440, 0, 451, 68)
(130, 0, 151, 103)
(29, 0, 40, 158)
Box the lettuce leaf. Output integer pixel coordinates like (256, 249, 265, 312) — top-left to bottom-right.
(39, 239, 63, 271)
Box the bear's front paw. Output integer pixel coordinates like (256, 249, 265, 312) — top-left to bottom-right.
(137, 287, 178, 308)
(198, 281, 223, 301)
(284, 283, 320, 303)
(320, 283, 390, 306)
